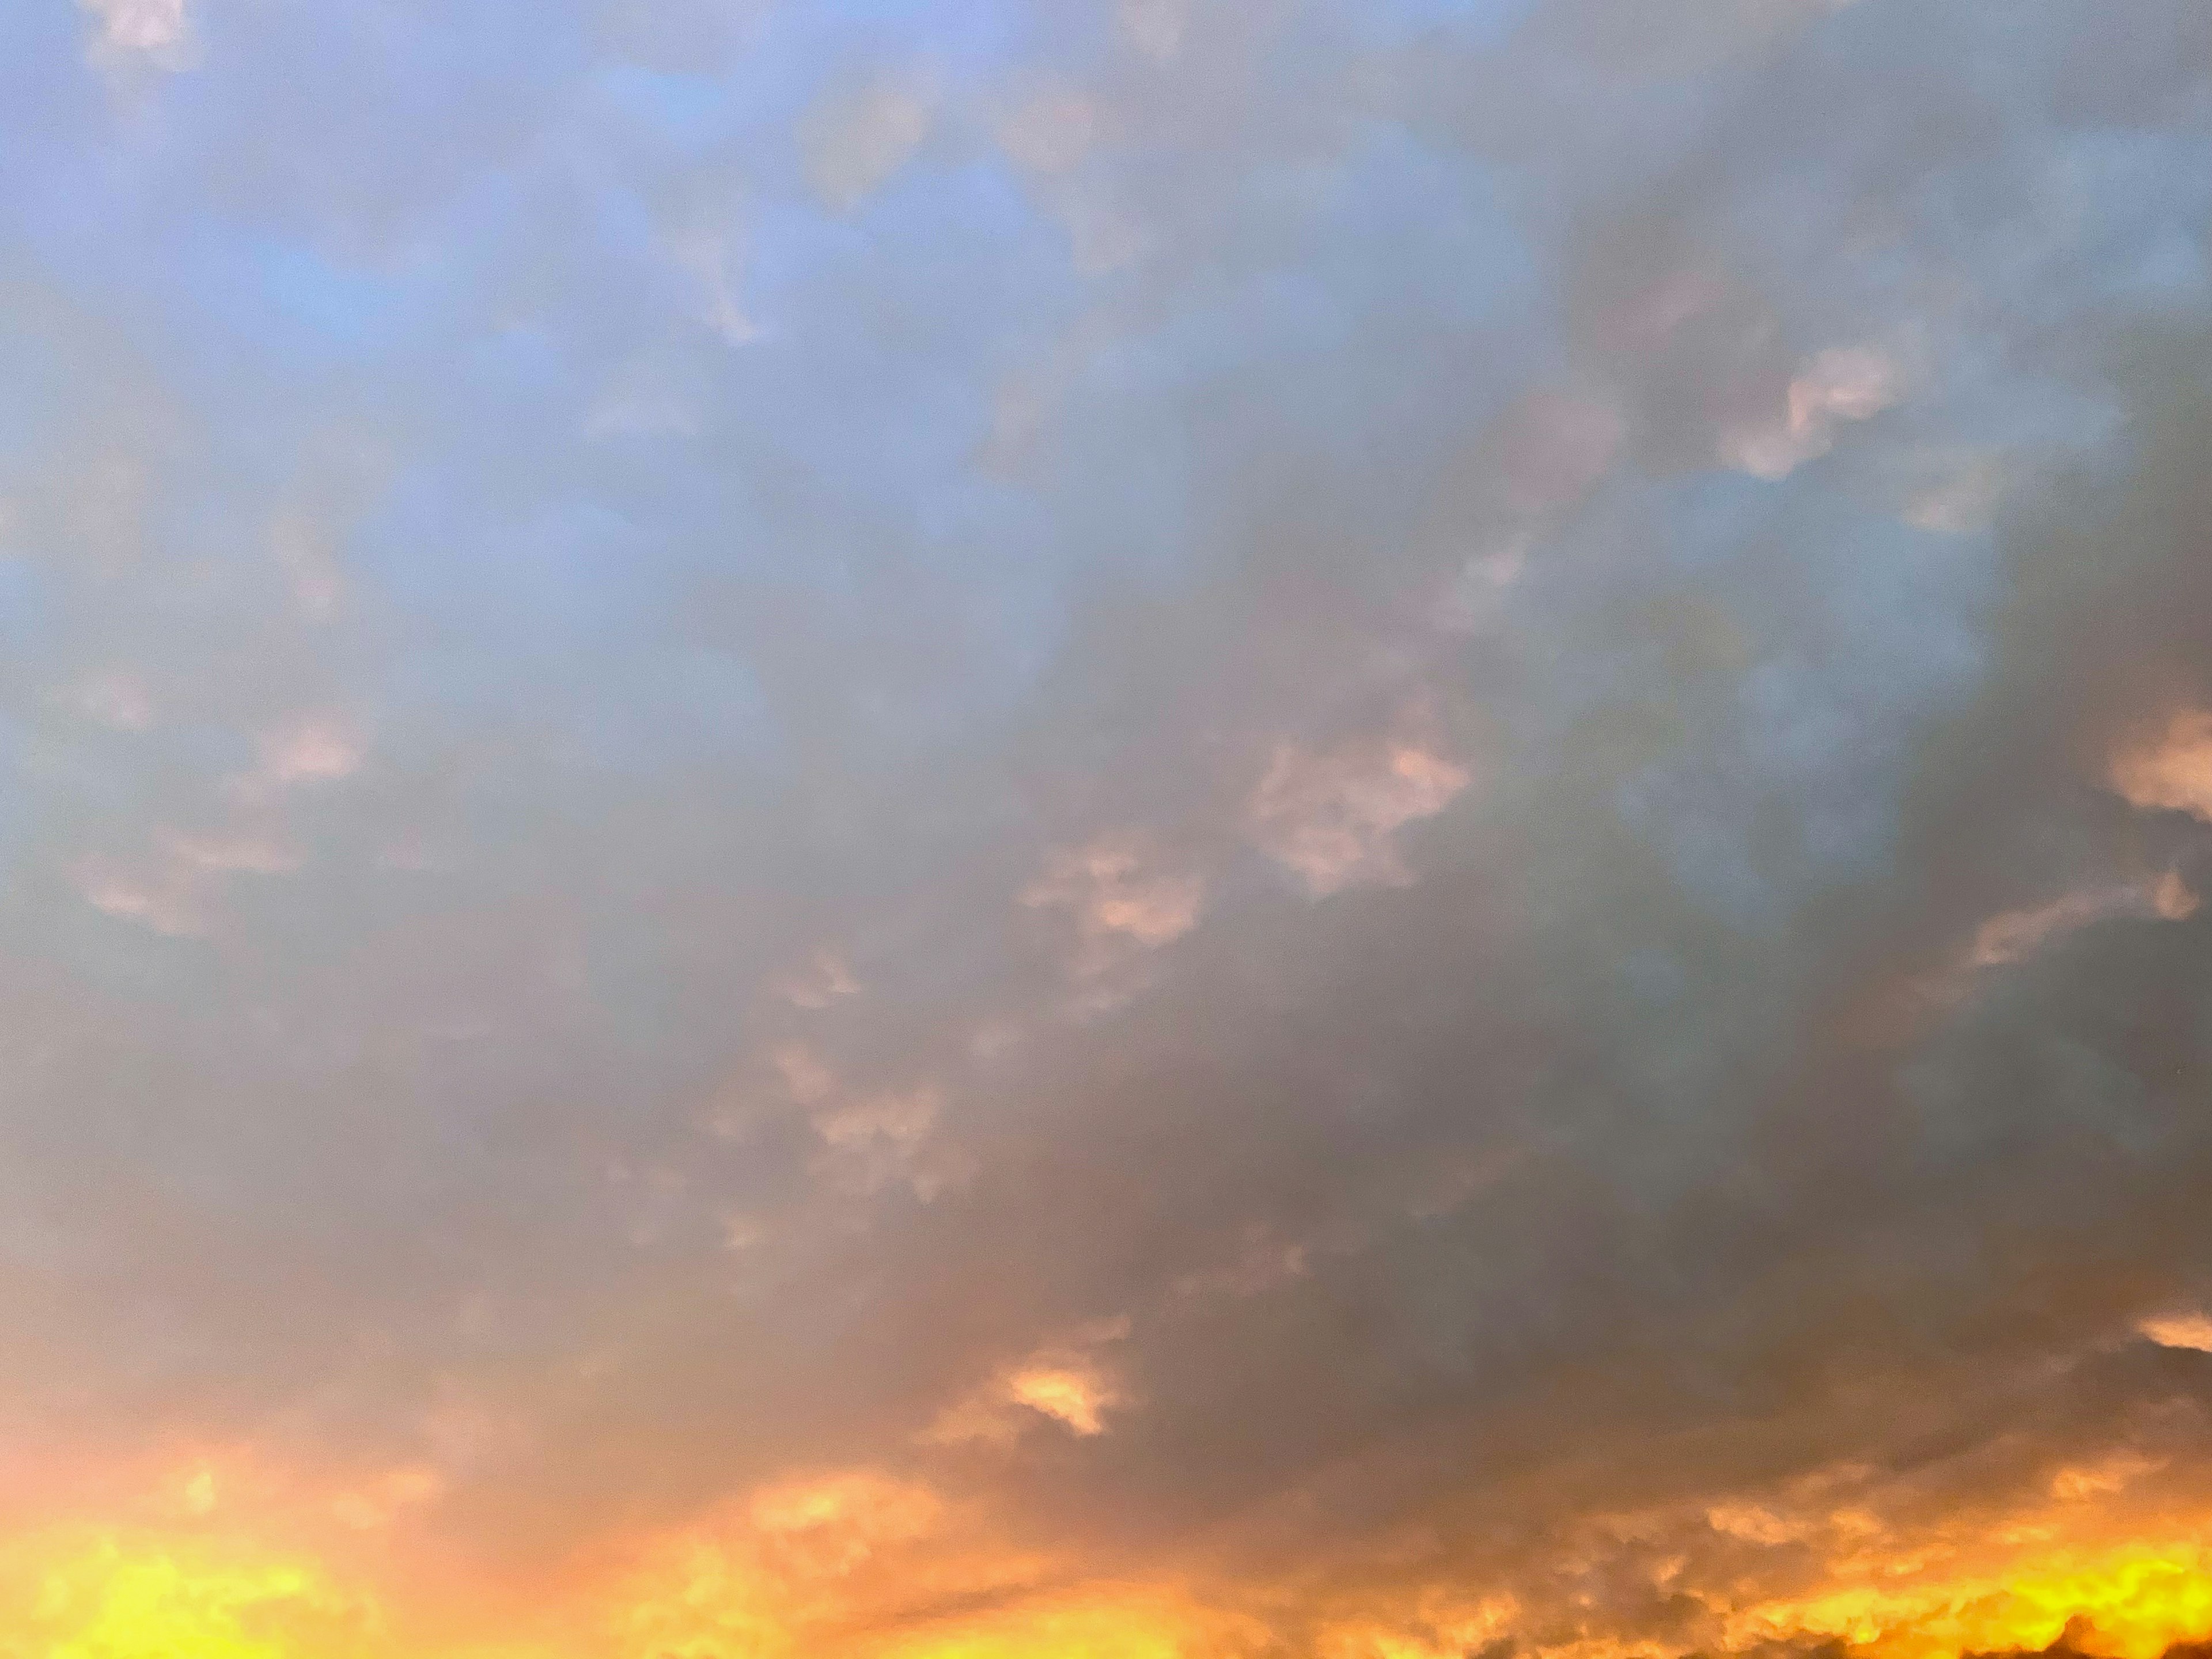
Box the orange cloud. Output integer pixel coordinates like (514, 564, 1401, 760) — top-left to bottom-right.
(2113, 712, 2212, 822)
(1023, 834, 1206, 974)
(1248, 735, 1471, 896)
(2139, 1314, 2212, 1354)
(926, 1321, 1133, 1445)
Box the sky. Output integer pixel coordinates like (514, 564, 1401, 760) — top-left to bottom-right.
(3, 0, 2212, 1655)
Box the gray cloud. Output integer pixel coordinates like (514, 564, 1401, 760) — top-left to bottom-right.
(0, 0, 2210, 1653)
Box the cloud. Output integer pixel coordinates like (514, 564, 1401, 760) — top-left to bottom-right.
(926, 1321, 1132, 1445)
(1022, 834, 1205, 969)
(1247, 733, 1471, 896)
(998, 84, 1100, 177)
(71, 856, 205, 936)
(1005, 1362, 1118, 1437)
(253, 713, 366, 787)
(2141, 1315, 2212, 1355)
(1967, 873, 2196, 971)
(7, 0, 2212, 1654)
(1724, 346, 1906, 479)
(802, 67, 939, 213)
(777, 945, 861, 1009)
(2113, 711, 2212, 822)
(812, 1083, 953, 1198)
(79, 0, 190, 59)
(1119, 0, 1192, 63)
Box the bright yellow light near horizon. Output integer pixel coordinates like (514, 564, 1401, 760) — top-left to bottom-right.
(1725, 1540, 2212, 1659)
(24, 1536, 376, 1659)
(12, 1497, 2212, 1659)
(863, 1586, 1268, 1659)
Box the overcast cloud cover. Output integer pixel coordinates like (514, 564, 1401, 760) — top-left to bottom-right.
(4, 0, 2212, 1654)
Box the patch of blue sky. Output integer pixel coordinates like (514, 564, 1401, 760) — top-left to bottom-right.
(0, 10, 100, 215)
(5, 123, 166, 305)
(237, 237, 431, 353)
(592, 63, 742, 151)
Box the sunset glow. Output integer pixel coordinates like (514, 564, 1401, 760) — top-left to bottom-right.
(4, 0, 2212, 1654)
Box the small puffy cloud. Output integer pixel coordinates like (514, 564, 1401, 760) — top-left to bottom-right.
(63, 672, 156, 732)
(1005, 1363, 1118, 1437)
(1874, 871, 2196, 1028)
(73, 855, 204, 937)
(2139, 1312, 2212, 1354)
(1247, 734, 1470, 897)
(1434, 539, 1529, 636)
(770, 1044, 957, 1198)
(998, 85, 1100, 177)
(255, 713, 366, 787)
(1022, 834, 1204, 968)
(1724, 346, 1904, 479)
(777, 947, 860, 1010)
(772, 1041, 838, 1105)
(665, 222, 757, 347)
(2112, 710, 2212, 821)
(926, 1323, 1131, 1444)
(802, 69, 939, 213)
(812, 1084, 950, 1197)
(79, 0, 190, 59)
(1119, 0, 1191, 62)
(165, 829, 302, 877)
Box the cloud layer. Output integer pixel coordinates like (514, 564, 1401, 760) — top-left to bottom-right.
(2, 0, 2212, 1653)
